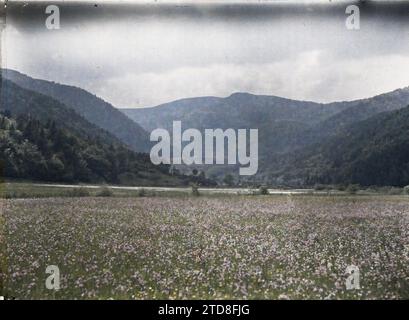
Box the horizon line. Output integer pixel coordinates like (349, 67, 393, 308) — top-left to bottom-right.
(3, 67, 409, 110)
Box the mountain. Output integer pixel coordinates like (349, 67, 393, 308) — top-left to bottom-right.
(122, 88, 409, 180)
(269, 105, 409, 187)
(288, 87, 409, 149)
(122, 93, 353, 170)
(5, 67, 409, 187)
(123, 93, 350, 132)
(2, 69, 150, 152)
(1, 77, 121, 146)
(0, 75, 209, 186)
(123, 89, 409, 154)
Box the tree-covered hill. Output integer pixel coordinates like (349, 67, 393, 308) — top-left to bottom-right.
(268, 106, 409, 187)
(123, 87, 409, 184)
(3, 69, 150, 152)
(1, 77, 121, 146)
(0, 76, 213, 186)
(0, 112, 194, 185)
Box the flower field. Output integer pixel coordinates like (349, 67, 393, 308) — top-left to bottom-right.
(1, 195, 409, 299)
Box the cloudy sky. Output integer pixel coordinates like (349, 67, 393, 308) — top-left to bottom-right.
(3, 1, 409, 108)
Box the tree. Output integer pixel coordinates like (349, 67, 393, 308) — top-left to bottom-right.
(259, 186, 269, 195)
(223, 174, 234, 186)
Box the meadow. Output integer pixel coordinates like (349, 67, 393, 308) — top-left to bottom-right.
(1, 194, 409, 299)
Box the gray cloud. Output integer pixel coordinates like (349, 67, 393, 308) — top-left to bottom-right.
(3, 1, 409, 107)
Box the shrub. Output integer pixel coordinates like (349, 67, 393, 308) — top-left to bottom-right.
(365, 185, 378, 193)
(96, 187, 113, 197)
(259, 186, 269, 195)
(191, 185, 200, 197)
(4, 191, 29, 199)
(346, 184, 360, 195)
(334, 184, 347, 191)
(223, 174, 234, 186)
(387, 187, 403, 195)
(69, 187, 90, 197)
(377, 186, 390, 194)
(4, 191, 17, 199)
(137, 188, 147, 197)
(314, 184, 327, 191)
(403, 186, 409, 195)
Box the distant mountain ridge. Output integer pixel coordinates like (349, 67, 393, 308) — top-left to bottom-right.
(2, 69, 150, 152)
(269, 105, 409, 187)
(123, 88, 409, 134)
(292, 87, 409, 149)
(1, 77, 121, 146)
(123, 92, 351, 132)
(0, 74, 207, 186)
(4, 68, 409, 187)
(123, 87, 409, 157)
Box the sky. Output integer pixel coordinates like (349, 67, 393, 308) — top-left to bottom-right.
(3, 1, 409, 108)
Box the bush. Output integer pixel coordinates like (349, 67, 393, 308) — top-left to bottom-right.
(387, 187, 403, 195)
(69, 187, 90, 197)
(364, 185, 378, 193)
(4, 191, 17, 199)
(377, 186, 390, 194)
(137, 188, 147, 197)
(332, 184, 345, 191)
(403, 186, 409, 195)
(346, 184, 360, 195)
(314, 184, 327, 191)
(259, 186, 269, 195)
(191, 185, 200, 197)
(96, 186, 113, 197)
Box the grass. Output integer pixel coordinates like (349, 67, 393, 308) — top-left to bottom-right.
(2, 181, 409, 199)
(0, 182, 191, 199)
(2, 194, 409, 299)
(0, 199, 5, 298)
